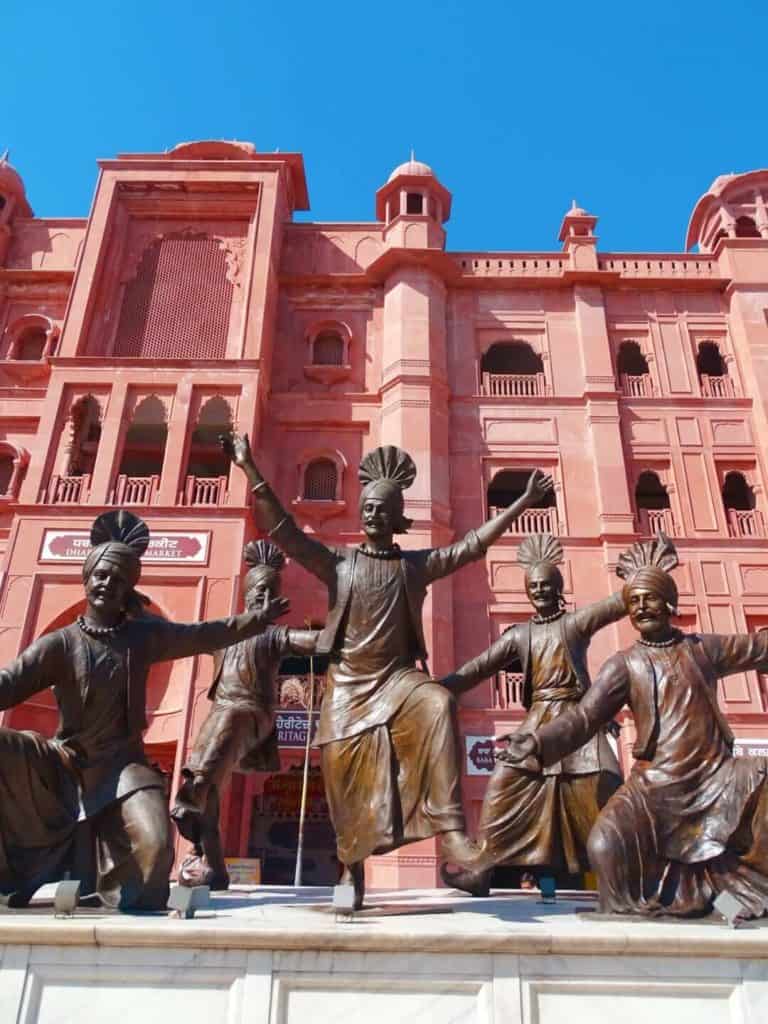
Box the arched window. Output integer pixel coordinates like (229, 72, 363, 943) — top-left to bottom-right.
(722, 471, 763, 538)
(617, 341, 651, 396)
(487, 469, 556, 534)
(696, 341, 733, 397)
(480, 342, 545, 396)
(635, 470, 674, 535)
(114, 395, 167, 505)
(182, 396, 234, 505)
(0, 196, 6, 213)
(0, 443, 29, 501)
(406, 193, 423, 215)
(735, 216, 760, 239)
(0, 455, 14, 496)
(303, 458, 338, 501)
(68, 395, 102, 475)
(14, 327, 46, 361)
(312, 331, 345, 366)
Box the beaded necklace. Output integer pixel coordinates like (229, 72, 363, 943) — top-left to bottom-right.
(531, 608, 565, 625)
(637, 630, 682, 648)
(77, 615, 126, 638)
(358, 543, 402, 560)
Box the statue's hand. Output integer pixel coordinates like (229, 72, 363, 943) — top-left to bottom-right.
(252, 593, 290, 625)
(495, 732, 541, 771)
(220, 432, 255, 470)
(522, 469, 554, 506)
(438, 673, 465, 694)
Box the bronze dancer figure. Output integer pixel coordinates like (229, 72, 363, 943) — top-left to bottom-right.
(501, 534, 768, 919)
(172, 540, 319, 889)
(225, 433, 553, 908)
(0, 511, 287, 910)
(441, 533, 624, 895)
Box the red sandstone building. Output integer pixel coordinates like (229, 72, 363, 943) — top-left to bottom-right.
(1, 141, 768, 889)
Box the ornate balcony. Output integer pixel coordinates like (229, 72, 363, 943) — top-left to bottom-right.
(47, 473, 90, 504)
(699, 374, 735, 398)
(180, 475, 229, 507)
(637, 508, 676, 537)
(620, 373, 653, 397)
(490, 505, 559, 535)
(481, 371, 545, 398)
(493, 671, 524, 711)
(110, 474, 159, 506)
(727, 508, 765, 538)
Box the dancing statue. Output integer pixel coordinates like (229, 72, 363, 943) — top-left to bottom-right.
(441, 533, 624, 895)
(500, 534, 768, 919)
(224, 433, 553, 908)
(0, 511, 288, 910)
(172, 540, 319, 890)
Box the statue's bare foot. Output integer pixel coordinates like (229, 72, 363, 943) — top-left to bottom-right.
(439, 829, 483, 868)
(440, 863, 492, 898)
(178, 853, 230, 891)
(339, 862, 365, 910)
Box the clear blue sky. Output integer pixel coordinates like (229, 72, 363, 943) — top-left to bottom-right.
(6, 0, 768, 252)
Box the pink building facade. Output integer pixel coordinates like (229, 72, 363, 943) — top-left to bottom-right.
(1, 143, 768, 889)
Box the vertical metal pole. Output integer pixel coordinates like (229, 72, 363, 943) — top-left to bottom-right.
(293, 651, 315, 887)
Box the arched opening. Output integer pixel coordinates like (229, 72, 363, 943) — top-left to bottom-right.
(0, 454, 14, 496)
(406, 192, 423, 215)
(696, 341, 733, 397)
(312, 330, 345, 366)
(114, 395, 167, 505)
(723, 471, 763, 537)
(182, 396, 233, 506)
(303, 458, 338, 501)
(0, 196, 6, 213)
(635, 470, 673, 535)
(735, 216, 760, 239)
(47, 395, 101, 504)
(487, 469, 556, 534)
(480, 342, 545, 397)
(617, 341, 651, 396)
(14, 326, 47, 361)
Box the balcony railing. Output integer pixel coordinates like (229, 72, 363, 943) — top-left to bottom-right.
(110, 474, 159, 506)
(490, 505, 558, 535)
(181, 475, 228, 507)
(727, 508, 765, 538)
(638, 507, 676, 537)
(481, 371, 545, 398)
(699, 374, 736, 398)
(47, 473, 90, 504)
(620, 373, 653, 397)
(597, 254, 717, 279)
(493, 671, 525, 711)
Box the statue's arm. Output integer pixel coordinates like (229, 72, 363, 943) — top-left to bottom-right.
(702, 631, 768, 677)
(286, 629, 322, 655)
(148, 597, 290, 664)
(571, 591, 627, 637)
(0, 633, 64, 711)
(472, 469, 555, 552)
(442, 630, 519, 695)
(223, 433, 337, 585)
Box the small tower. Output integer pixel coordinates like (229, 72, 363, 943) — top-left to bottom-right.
(376, 156, 451, 250)
(558, 200, 599, 271)
(0, 153, 33, 265)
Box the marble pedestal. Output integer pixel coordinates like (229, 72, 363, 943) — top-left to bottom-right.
(0, 886, 766, 1024)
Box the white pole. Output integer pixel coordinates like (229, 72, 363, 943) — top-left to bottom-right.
(293, 650, 315, 887)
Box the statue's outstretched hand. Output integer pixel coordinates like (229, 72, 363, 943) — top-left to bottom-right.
(495, 732, 541, 772)
(253, 592, 291, 626)
(523, 469, 555, 506)
(220, 432, 255, 470)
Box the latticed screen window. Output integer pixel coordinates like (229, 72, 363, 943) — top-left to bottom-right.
(313, 331, 344, 366)
(113, 232, 235, 359)
(303, 459, 338, 500)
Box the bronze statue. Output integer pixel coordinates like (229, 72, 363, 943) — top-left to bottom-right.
(500, 534, 768, 919)
(440, 533, 624, 895)
(224, 434, 553, 908)
(172, 540, 319, 890)
(0, 511, 288, 910)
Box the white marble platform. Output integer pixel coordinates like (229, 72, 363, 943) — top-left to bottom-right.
(0, 885, 767, 1023)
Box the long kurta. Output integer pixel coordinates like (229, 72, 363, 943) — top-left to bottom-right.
(453, 596, 624, 873)
(533, 632, 768, 917)
(0, 612, 275, 908)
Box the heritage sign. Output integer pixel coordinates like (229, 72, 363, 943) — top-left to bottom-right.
(40, 529, 211, 565)
(465, 735, 496, 775)
(276, 709, 320, 748)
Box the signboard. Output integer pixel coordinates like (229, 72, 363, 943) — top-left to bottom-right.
(465, 734, 496, 775)
(734, 737, 768, 758)
(276, 709, 320, 749)
(224, 858, 261, 885)
(39, 529, 211, 565)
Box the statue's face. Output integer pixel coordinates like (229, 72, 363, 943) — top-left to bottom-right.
(525, 564, 561, 617)
(627, 586, 671, 638)
(85, 559, 131, 620)
(361, 496, 395, 542)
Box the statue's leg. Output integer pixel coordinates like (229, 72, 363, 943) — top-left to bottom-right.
(179, 786, 231, 890)
(95, 786, 173, 911)
(338, 861, 365, 910)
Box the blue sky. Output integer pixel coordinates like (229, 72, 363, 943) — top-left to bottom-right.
(5, 0, 768, 252)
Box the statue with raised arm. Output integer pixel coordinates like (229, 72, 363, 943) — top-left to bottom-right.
(172, 540, 320, 890)
(224, 433, 553, 908)
(500, 534, 768, 919)
(440, 533, 625, 895)
(0, 511, 288, 911)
